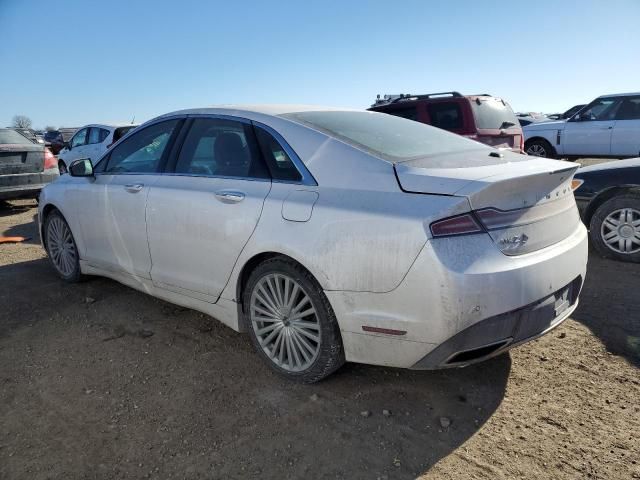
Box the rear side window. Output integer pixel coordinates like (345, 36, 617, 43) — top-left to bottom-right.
(254, 127, 301, 182)
(384, 106, 418, 121)
(175, 118, 269, 179)
(105, 119, 179, 174)
(470, 97, 519, 130)
(615, 96, 640, 120)
(0, 129, 33, 145)
(88, 127, 109, 144)
(427, 102, 463, 130)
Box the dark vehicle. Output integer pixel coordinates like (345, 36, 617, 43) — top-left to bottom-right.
(369, 92, 524, 153)
(0, 128, 59, 201)
(573, 158, 640, 262)
(108, 125, 138, 148)
(44, 128, 78, 155)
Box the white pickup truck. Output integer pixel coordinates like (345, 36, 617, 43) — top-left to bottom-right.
(524, 92, 640, 159)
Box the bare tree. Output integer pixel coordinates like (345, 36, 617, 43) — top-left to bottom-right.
(12, 115, 32, 129)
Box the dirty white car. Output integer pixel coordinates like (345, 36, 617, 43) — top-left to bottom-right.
(38, 106, 588, 383)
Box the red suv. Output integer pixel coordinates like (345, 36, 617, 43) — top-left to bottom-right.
(369, 92, 524, 154)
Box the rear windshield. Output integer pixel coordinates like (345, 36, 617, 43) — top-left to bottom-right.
(282, 110, 485, 162)
(471, 97, 519, 130)
(0, 129, 34, 145)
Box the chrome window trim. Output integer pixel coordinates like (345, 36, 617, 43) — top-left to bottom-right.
(251, 120, 317, 186)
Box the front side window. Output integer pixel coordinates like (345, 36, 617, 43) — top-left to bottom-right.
(70, 128, 88, 148)
(427, 102, 463, 130)
(283, 110, 485, 162)
(175, 118, 269, 179)
(255, 127, 301, 181)
(578, 98, 622, 121)
(104, 119, 179, 174)
(615, 96, 640, 120)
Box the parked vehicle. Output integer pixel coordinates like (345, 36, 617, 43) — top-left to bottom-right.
(10, 127, 43, 144)
(573, 158, 640, 262)
(369, 92, 524, 153)
(524, 93, 640, 159)
(43, 130, 69, 155)
(0, 128, 59, 201)
(38, 106, 587, 382)
(517, 115, 552, 127)
(57, 124, 138, 173)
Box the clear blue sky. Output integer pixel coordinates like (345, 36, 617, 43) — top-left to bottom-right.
(1, 0, 639, 129)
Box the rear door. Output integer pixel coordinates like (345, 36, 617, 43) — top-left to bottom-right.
(146, 116, 272, 299)
(610, 95, 640, 157)
(562, 97, 621, 156)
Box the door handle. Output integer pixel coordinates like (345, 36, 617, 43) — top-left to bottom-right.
(214, 190, 245, 203)
(124, 183, 144, 193)
(601, 126, 613, 130)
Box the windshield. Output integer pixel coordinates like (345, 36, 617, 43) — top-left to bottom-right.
(471, 97, 520, 130)
(0, 129, 34, 145)
(282, 110, 486, 162)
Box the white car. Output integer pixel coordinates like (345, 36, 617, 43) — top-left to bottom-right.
(38, 106, 588, 383)
(524, 92, 640, 159)
(57, 124, 138, 172)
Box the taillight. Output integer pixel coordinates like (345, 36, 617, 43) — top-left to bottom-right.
(430, 213, 484, 237)
(43, 148, 58, 170)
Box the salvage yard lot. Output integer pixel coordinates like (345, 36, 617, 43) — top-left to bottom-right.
(1, 190, 639, 479)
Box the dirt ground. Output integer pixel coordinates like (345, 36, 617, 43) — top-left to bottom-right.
(1, 191, 639, 479)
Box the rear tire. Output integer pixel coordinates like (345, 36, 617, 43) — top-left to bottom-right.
(525, 139, 556, 158)
(589, 193, 640, 263)
(44, 210, 83, 282)
(243, 257, 345, 383)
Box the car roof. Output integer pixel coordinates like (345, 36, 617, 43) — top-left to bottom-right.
(597, 92, 640, 98)
(79, 123, 139, 129)
(162, 104, 357, 118)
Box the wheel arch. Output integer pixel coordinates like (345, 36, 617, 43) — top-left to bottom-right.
(524, 136, 557, 155)
(584, 185, 640, 225)
(40, 203, 61, 245)
(234, 251, 325, 323)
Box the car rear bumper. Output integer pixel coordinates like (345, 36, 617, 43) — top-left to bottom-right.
(326, 223, 588, 369)
(0, 169, 59, 200)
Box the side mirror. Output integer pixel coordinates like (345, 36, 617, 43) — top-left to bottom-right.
(68, 158, 94, 177)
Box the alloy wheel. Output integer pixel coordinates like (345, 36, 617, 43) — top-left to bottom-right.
(526, 144, 547, 157)
(47, 215, 78, 276)
(250, 273, 321, 372)
(600, 208, 640, 255)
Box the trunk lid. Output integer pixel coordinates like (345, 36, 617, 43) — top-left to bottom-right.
(395, 151, 580, 254)
(0, 144, 45, 174)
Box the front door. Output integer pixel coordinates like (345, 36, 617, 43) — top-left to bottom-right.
(562, 97, 622, 156)
(146, 117, 272, 299)
(76, 118, 182, 277)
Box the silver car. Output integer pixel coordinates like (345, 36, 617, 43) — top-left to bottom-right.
(38, 106, 588, 383)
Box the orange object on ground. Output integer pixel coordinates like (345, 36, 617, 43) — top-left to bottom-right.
(0, 236, 30, 243)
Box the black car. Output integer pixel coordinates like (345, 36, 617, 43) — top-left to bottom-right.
(0, 128, 59, 201)
(573, 158, 640, 262)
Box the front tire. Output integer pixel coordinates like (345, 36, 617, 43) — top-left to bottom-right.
(44, 210, 83, 281)
(525, 139, 556, 158)
(589, 193, 640, 263)
(243, 257, 345, 383)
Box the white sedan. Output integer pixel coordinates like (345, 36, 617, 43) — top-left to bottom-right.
(39, 106, 588, 382)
